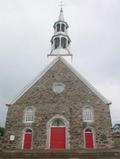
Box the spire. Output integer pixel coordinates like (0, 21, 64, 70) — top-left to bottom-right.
(47, 3, 72, 63)
(58, 8, 64, 21)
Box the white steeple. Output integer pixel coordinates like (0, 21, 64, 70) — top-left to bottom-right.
(48, 7, 72, 63)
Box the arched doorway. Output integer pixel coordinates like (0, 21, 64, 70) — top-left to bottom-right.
(23, 128, 32, 150)
(84, 128, 94, 149)
(50, 118, 66, 149)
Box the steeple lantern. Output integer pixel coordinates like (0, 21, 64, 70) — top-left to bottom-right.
(53, 9, 69, 35)
(54, 21, 68, 34)
(48, 8, 72, 63)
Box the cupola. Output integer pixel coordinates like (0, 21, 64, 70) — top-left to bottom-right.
(48, 8, 72, 63)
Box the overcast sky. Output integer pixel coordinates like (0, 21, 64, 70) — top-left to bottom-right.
(0, 0, 120, 127)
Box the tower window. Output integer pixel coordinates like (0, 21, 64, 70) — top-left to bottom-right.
(55, 38, 60, 49)
(57, 24, 60, 32)
(61, 24, 65, 32)
(83, 106, 94, 122)
(24, 107, 34, 123)
(61, 37, 67, 48)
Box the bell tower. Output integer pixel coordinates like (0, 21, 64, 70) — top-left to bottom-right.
(48, 7, 72, 63)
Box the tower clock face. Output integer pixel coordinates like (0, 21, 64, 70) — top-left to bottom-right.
(52, 82, 65, 94)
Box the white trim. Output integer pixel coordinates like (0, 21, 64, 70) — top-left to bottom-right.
(7, 57, 111, 105)
(46, 115, 70, 149)
(83, 127, 96, 149)
(23, 106, 35, 123)
(52, 82, 65, 94)
(82, 105, 94, 123)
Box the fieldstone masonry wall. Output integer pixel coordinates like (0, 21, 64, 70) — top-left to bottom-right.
(5, 59, 114, 150)
(113, 133, 120, 148)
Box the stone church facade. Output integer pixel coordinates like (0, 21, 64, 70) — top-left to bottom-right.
(5, 57, 113, 150)
(1, 7, 120, 159)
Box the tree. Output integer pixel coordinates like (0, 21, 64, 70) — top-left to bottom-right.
(0, 127, 5, 136)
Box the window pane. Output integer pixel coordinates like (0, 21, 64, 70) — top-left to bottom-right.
(61, 37, 66, 48)
(55, 38, 60, 49)
(83, 107, 94, 122)
(61, 24, 65, 32)
(52, 118, 65, 126)
(57, 24, 60, 32)
(26, 129, 32, 133)
(85, 128, 92, 132)
(25, 108, 34, 122)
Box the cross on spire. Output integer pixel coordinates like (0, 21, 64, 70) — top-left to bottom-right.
(59, 0, 64, 10)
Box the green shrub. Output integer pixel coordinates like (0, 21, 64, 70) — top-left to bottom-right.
(0, 127, 5, 136)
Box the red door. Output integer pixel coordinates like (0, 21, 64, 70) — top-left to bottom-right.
(85, 132, 94, 148)
(23, 133, 32, 150)
(50, 127, 66, 149)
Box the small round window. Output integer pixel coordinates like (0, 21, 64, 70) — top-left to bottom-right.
(52, 82, 65, 94)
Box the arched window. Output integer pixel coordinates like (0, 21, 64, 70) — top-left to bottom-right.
(85, 128, 92, 133)
(23, 128, 32, 150)
(52, 118, 65, 127)
(83, 106, 94, 122)
(57, 24, 60, 32)
(55, 37, 60, 49)
(61, 37, 67, 48)
(84, 128, 94, 149)
(24, 107, 34, 123)
(61, 24, 65, 32)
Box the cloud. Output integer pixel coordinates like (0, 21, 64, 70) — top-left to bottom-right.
(0, 0, 120, 126)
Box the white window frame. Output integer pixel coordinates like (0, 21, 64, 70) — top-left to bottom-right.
(24, 107, 35, 123)
(83, 106, 94, 122)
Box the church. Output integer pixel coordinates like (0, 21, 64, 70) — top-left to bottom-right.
(1, 7, 120, 159)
